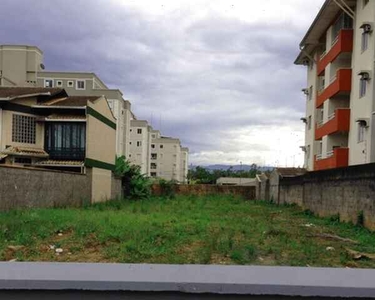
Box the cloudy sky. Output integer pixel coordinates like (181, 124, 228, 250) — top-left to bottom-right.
(1, 0, 325, 167)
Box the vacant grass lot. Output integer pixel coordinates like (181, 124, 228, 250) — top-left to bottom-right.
(1, 195, 375, 267)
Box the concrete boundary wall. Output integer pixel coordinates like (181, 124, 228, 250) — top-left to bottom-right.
(278, 163, 375, 230)
(152, 184, 256, 200)
(0, 263, 375, 299)
(0, 165, 91, 210)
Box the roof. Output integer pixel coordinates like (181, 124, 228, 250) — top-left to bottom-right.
(1, 147, 49, 158)
(0, 45, 43, 54)
(275, 168, 307, 178)
(38, 96, 100, 107)
(34, 160, 84, 167)
(0, 87, 66, 99)
(38, 71, 108, 89)
(45, 114, 86, 121)
(294, 0, 356, 64)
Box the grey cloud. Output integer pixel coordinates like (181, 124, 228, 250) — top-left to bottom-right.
(1, 0, 313, 164)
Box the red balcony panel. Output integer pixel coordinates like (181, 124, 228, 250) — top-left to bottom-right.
(315, 108, 350, 140)
(316, 69, 352, 108)
(314, 148, 349, 171)
(317, 29, 353, 75)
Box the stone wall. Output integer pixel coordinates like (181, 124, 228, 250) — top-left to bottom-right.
(151, 184, 256, 200)
(279, 163, 375, 230)
(0, 165, 91, 211)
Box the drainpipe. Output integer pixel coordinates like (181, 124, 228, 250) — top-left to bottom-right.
(332, 0, 355, 20)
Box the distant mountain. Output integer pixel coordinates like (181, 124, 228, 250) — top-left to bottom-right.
(190, 164, 274, 172)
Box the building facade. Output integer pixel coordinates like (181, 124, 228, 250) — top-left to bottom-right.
(0, 45, 132, 159)
(296, 0, 375, 171)
(0, 44, 189, 180)
(129, 120, 152, 175)
(0, 87, 117, 202)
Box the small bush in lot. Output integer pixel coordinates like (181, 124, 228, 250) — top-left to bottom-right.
(159, 179, 177, 198)
(115, 156, 151, 199)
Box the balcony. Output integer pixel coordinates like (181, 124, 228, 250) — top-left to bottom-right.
(317, 29, 353, 75)
(316, 69, 352, 108)
(315, 108, 350, 140)
(314, 148, 349, 171)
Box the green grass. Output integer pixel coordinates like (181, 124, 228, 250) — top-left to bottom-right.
(0, 194, 375, 267)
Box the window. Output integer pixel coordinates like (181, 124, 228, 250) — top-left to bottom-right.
(67, 81, 74, 87)
(332, 13, 353, 42)
(151, 144, 155, 149)
(308, 116, 312, 130)
(360, 78, 367, 98)
(151, 153, 157, 160)
(12, 114, 36, 144)
(56, 80, 63, 87)
(150, 163, 157, 170)
(152, 134, 156, 138)
(358, 123, 366, 143)
(308, 86, 313, 100)
(362, 31, 369, 52)
(130, 129, 132, 132)
(137, 129, 142, 134)
(45, 122, 86, 160)
(44, 79, 53, 88)
(160, 145, 164, 149)
(151, 172, 157, 177)
(129, 154, 132, 158)
(129, 142, 132, 145)
(76, 80, 85, 90)
(137, 141, 142, 147)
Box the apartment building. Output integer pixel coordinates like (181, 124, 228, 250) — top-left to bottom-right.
(149, 131, 183, 182)
(1, 44, 190, 179)
(0, 87, 117, 202)
(295, 0, 375, 171)
(0, 45, 132, 158)
(129, 120, 152, 175)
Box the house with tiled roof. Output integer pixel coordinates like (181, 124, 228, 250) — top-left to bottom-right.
(0, 87, 117, 202)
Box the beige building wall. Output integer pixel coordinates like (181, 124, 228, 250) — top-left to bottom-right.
(0, 97, 44, 152)
(304, 53, 319, 171)
(180, 147, 189, 183)
(348, 1, 375, 166)
(129, 120, 151, 175)
(150, 137, 181, 181)
(0, 45, 43, 87)
(85, 97, 116, 203)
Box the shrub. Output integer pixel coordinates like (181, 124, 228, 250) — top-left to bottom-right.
(115, 156, 151, 199)
(159, 179, 177, 198)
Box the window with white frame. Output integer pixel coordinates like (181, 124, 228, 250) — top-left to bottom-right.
(150, 172, 157, 177)
(76, 80, 85, 90)
(151, 144, 155, 149)
(150, 163, 157, 170)
(44, 79, 53, 88)
(56, 80, 63, 87)
(151, 153, 157, 160)
(362, 31, 369, 52)
(137, 141, 142, 147)
(67, 80, 74, 87)
(360, 78, 367, 98)
(137, 128, 142, 134)
(308, 116, 312, 130)
(358, 123, 366, 143)
(308, 86, 313, 100)
(160, 145, 164, 149)
(12, 114, 36, 144)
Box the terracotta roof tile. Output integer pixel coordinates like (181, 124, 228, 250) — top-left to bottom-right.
(0, 87, 65, 98)
(35, 160, 84, 166)
(2, 146, 49, 157)
(41, 96, 100, 107)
